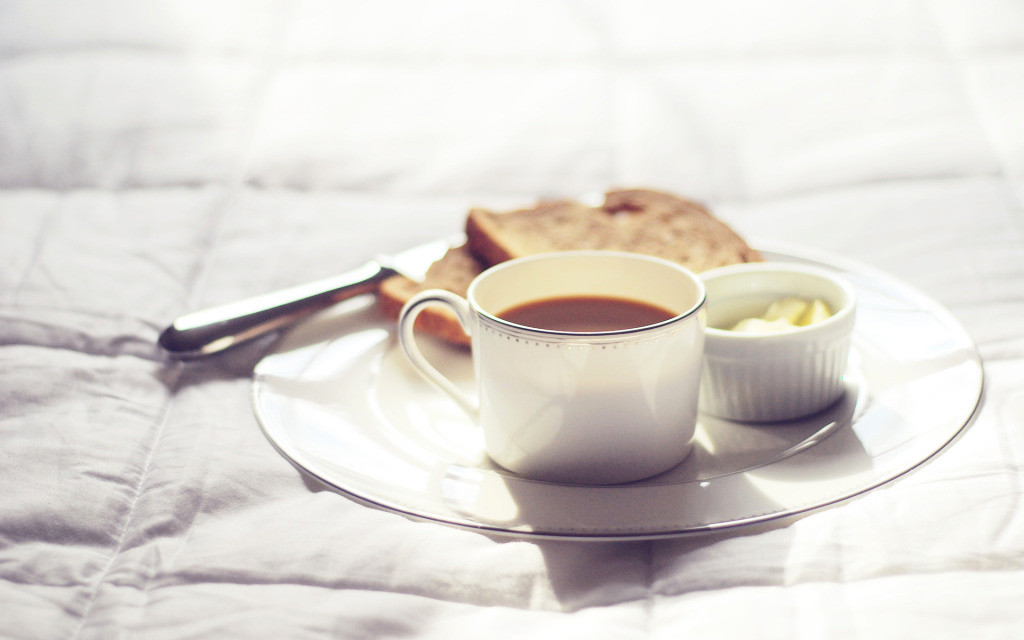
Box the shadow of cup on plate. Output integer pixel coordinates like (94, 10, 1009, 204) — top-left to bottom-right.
(434, 358, 870, 535)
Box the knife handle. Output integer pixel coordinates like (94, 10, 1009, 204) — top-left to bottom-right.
(158, 261, 397, 359)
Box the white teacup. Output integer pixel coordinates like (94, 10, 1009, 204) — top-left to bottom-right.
(397, 251, 706, 485)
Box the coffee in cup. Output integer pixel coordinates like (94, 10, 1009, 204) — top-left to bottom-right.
(398, 251, 706, 485)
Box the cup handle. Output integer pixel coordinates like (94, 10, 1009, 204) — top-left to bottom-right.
(397, 289, 479, 417)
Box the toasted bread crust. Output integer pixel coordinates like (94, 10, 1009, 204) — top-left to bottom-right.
(465, 199, 597, 266)
(380, 189, 760, 346)
(377, 244, 482, 347)
(466, 188, 761, 272)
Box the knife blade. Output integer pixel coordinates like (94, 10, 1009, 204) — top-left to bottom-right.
(158, 236, 455, 360)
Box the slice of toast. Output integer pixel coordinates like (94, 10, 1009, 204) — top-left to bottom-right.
(378, 244, 482, 347)
(378, 189, 760, 346)
(466, 188, 761, 272)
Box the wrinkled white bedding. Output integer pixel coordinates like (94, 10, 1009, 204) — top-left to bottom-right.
(2, 2, 1023, 638)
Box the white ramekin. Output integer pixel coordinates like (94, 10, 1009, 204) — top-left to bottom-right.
(698, 262, 857, 422)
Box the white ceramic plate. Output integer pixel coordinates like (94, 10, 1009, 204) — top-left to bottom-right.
(252, 242, 983, 541)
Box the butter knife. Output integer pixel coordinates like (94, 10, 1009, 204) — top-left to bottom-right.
(158, 237, 454, 359)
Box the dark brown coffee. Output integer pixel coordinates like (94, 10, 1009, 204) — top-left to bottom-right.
(497, 295, 676, 332)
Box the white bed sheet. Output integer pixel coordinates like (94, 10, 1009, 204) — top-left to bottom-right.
(2, 2, 1023, 638)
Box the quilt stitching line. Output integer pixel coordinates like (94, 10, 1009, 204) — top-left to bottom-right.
(68, 370, 181, 640)
(66, 6, 307, 631)
(9, 203, 59, 308)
